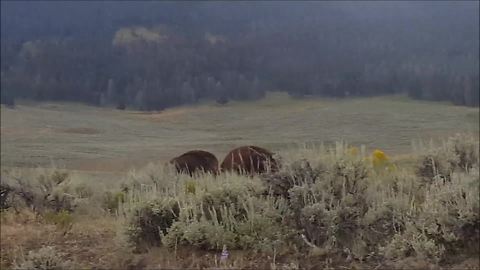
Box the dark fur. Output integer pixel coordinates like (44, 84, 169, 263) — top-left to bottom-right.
(220, 146, 279, 175)
(169, 150, 219, 176)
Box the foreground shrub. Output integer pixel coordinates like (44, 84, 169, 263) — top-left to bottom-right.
(163, 197, 295, 253)
(261, 159, 326, 199)
(1, 169, 76, 213)
(446, 133, 480, 170)
(381, 222, 446, 263)
(269, 152, 372, 259)
(163, 219, 238, 251)
(287, 156, 369, 213)
(415, 134, 479, 184)
(43, 210, 74, 234)
(13, 246, 74, 270)
(0, 183, 14, 210)
(380, 168, 480, 263)
(102, 191, 127, 214)
(200, 185, 250, 223)
(184, 180, 196, 195)
(73, 183, 94, 199)
(126, 198, 180, 251)
(418, 170, 479, 256)
(296, 195, 370, 258)
(236, 209, 296, 254)
(416, 150, 457, 184)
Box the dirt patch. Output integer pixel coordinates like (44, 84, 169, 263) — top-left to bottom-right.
(134, 106, 215, 123)
(136, 109, 190, 122)
(1, 126, 60, 137)
(0, 127, 34, 136)
(59, 127, 101, 135)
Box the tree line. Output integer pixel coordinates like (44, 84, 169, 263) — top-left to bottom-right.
(1, 2, 478, 109)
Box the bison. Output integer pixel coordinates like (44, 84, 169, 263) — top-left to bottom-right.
(169, 150, 219, 176)
(220, 146, 279, 175)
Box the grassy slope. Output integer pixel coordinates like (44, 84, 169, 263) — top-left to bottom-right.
(1, 93, 478, 173)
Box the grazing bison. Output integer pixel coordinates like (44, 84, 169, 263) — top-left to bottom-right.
(221, 146, 279, 175)
(169, 150, 219, 176)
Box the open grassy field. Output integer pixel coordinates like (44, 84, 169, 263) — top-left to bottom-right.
(1, 94, 479, 269)
(1, 93, 478, 175)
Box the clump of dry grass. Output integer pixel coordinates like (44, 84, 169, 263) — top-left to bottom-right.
(1, 168, 77, 215)
(414, 133, 479, 184)
(125, 198, 180, 252)
(120, 169, 295, 255)
(12, 245, 74, 270)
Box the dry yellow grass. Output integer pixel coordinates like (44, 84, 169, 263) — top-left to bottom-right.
(0, 210, 126, 269)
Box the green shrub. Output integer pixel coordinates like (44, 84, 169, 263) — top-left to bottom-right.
(102, 191, 127, 214)
(416, 152, 456, 184)
(380, 168, 480, 263)
(200, 187, 248, 223)
(297, 196, 368, 256)
(296, 202, 330, 247)
(126, 198, 180, 251)
(362, 202, 406, 252)
(163, 219, 238, 251)
(261, 159, 325, 198)
(381, 222, 446, 263)
(163, 197, 295, 253)
(73, 183, 93, 199)
(416, 171, 480, 256)
(329, 158, 369, 200)
(47, 171, 69, 186)
(288, 159, 326, 186)
(185, 180, 196, 195)
(416, 134, 479, 183)
(1, 169, 76, 213)
(236, 210, 296, 254)
(43, 210, 74, 233)
(446, 133, 480, 170)
(280, 151, 373, 258)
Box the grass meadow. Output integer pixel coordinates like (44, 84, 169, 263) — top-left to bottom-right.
(1, 93, 478, 173)
(1, 93, 479, 269)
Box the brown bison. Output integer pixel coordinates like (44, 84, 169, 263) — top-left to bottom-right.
(169, 150, 219, 176)
(220, 146, 279, 175)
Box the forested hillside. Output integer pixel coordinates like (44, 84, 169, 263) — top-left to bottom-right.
(1, 1, 479, 109)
